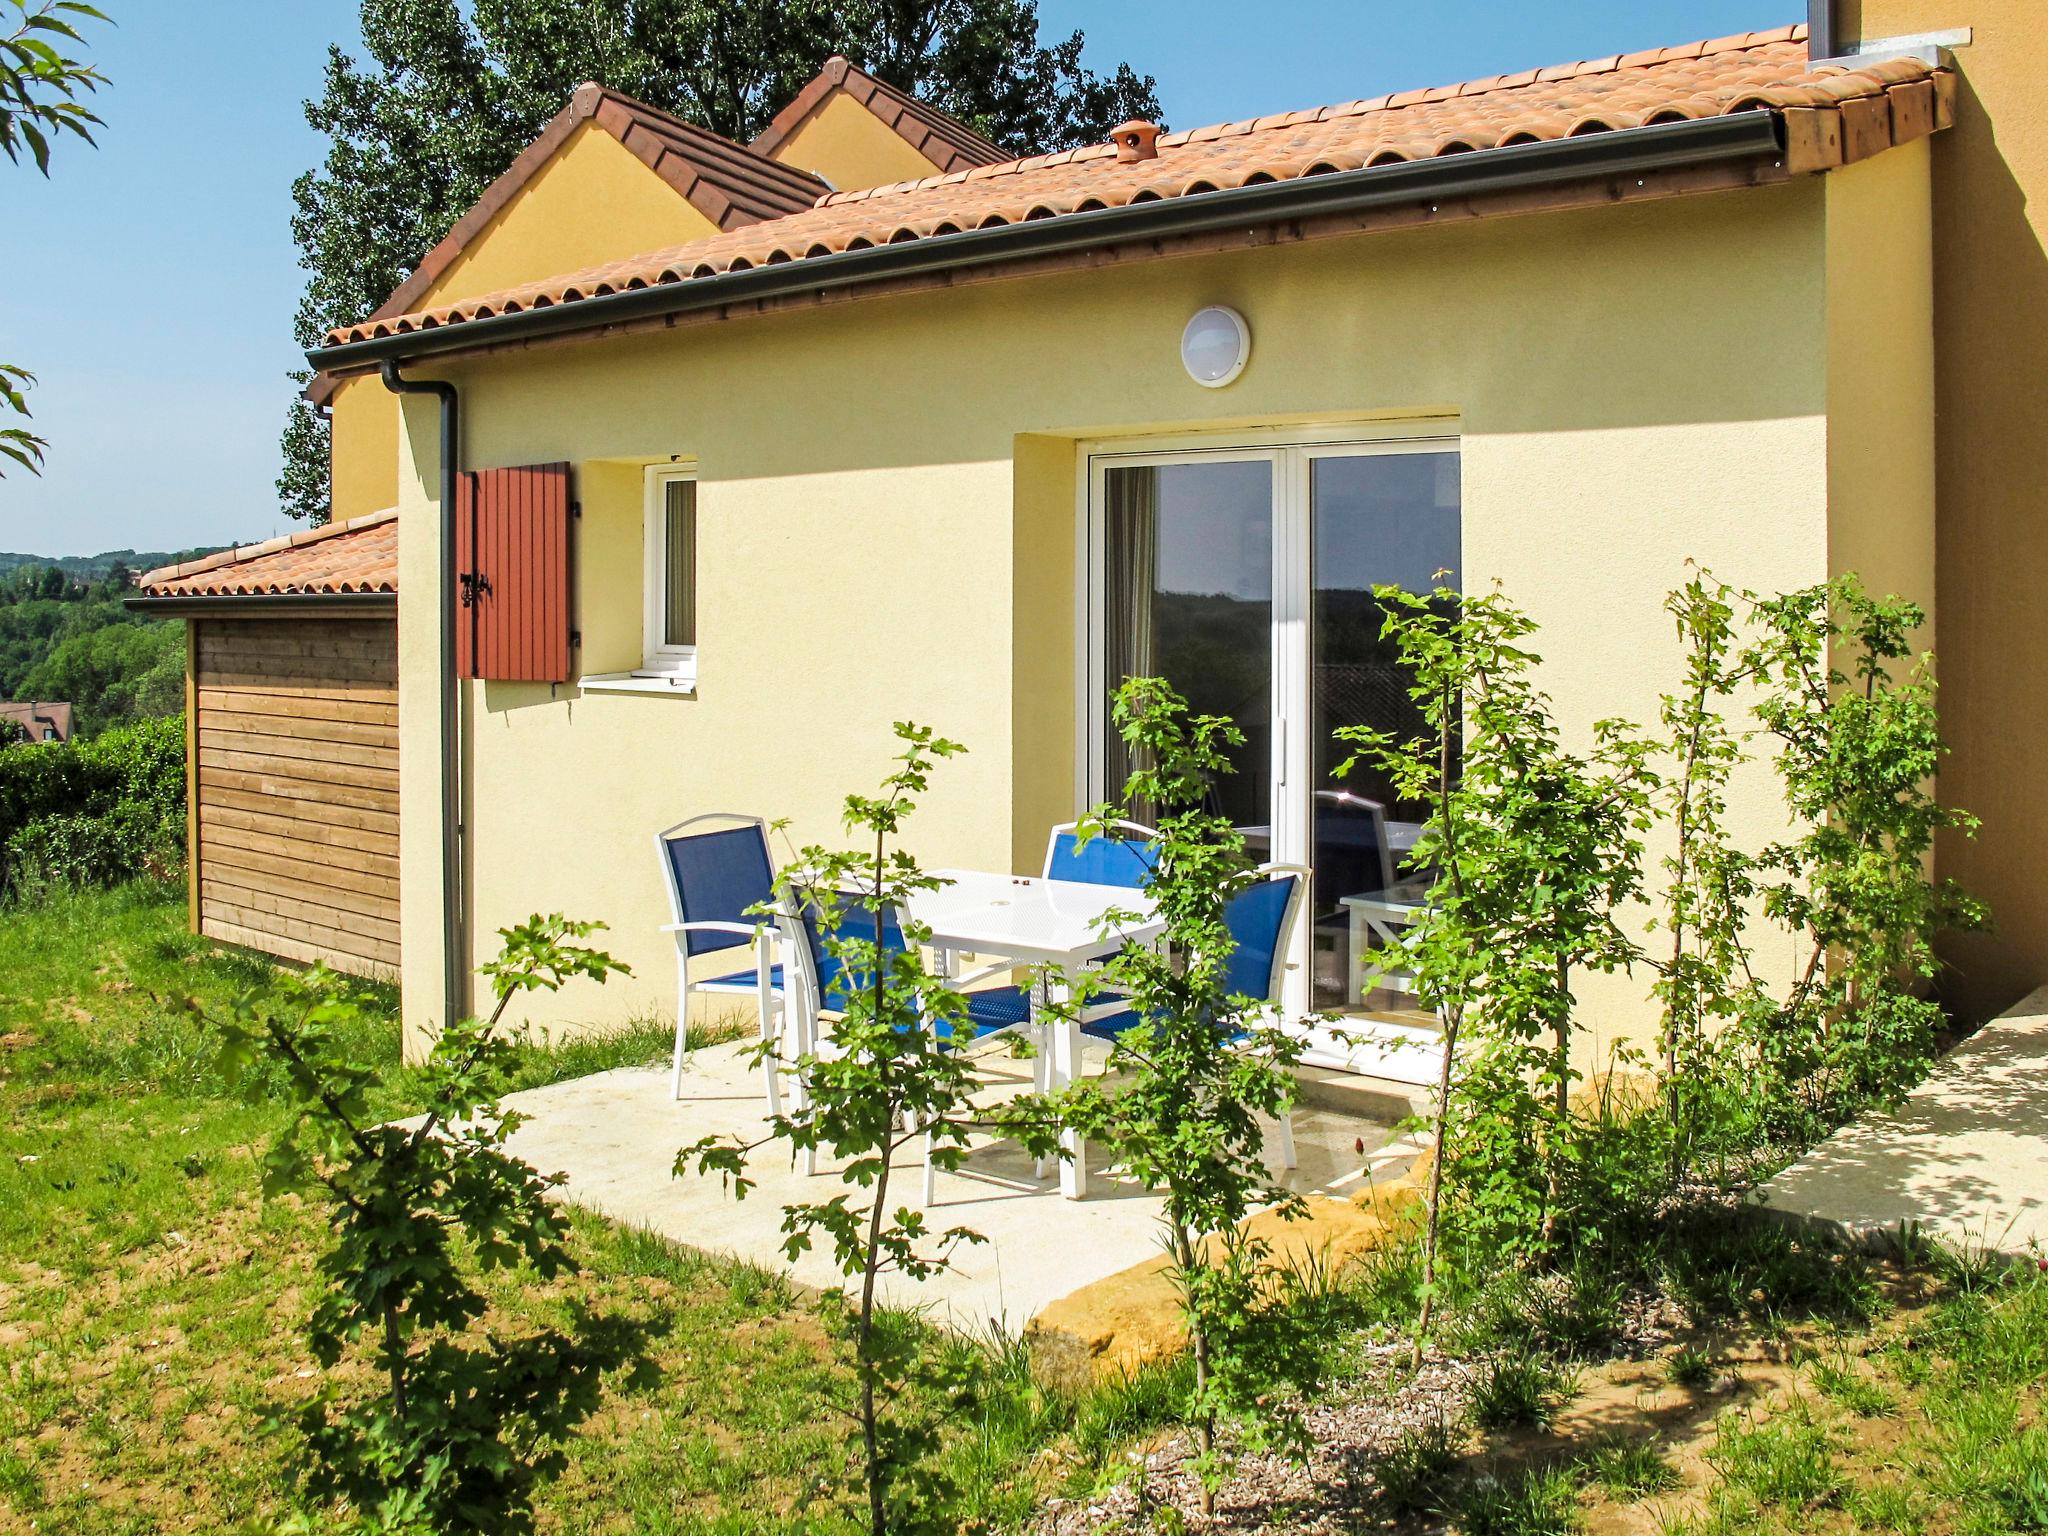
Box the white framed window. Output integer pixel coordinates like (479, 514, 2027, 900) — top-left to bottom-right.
(639, 466, 697, 683)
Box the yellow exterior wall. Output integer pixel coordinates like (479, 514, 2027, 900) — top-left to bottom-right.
(386, 179, 1912, 1057)
(329, 374, 403, 526)
(766, 89, 948, 190)
(327, 121, 720, 524)
(1840, 0, 2048, 1021)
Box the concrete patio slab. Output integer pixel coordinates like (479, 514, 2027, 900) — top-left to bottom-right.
(499, 1037, 1405, 1331)
(1754, 985, 2048, 1258)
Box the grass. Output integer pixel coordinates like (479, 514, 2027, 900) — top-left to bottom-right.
(0, 880, 1072, 1534)
(1579, 1435, 1679, 1501)
(10, 881, 2048, 1536)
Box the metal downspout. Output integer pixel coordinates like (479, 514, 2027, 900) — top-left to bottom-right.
(380, 361, 464, 1034)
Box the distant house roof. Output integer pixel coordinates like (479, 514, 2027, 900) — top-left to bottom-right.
(0, 701, 72, 743)
(750, 54, 1009, 176)
(323, 26, 1952, 353)
(136, 510, 398, 601)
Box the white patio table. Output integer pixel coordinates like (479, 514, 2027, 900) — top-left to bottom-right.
(907, 869, 1162, 1198)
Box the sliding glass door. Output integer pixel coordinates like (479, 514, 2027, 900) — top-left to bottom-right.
(1088, 434, 1461, 1021)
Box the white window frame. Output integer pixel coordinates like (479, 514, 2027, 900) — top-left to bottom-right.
(639, 464, 698, 684)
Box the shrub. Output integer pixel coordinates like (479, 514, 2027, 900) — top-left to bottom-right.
(0, 714, 184, 896)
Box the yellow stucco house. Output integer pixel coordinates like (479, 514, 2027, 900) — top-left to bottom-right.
(147, 15, 2045, 1071)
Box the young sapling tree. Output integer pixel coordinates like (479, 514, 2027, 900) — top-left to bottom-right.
(211, 913, 630, 1534)
(679, 723, 1059, 1536)
(1056, 677, 1328, 1513)
(1743, 576, 1985, 1119)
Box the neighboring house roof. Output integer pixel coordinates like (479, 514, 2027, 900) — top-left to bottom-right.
(750, 54, 1009, 176)
(0, 701, 72, 743)
(324, 26, 1950, 351)
(372, 83, 828, 333)
(137, 509, 399, 599)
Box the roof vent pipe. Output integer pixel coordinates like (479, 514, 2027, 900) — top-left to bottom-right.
(1111, 120, 1162, 162)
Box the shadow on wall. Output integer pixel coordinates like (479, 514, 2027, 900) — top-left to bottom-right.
(1907, 62, 2048, 1026)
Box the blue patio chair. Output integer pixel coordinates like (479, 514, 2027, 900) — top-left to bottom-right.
(655, 813, 789, 1108)
(778, 886, 1031, 1200)
(1079, 862, 1311, 1168)
(1042, 818, 1160, 889)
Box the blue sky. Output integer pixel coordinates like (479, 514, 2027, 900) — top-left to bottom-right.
(0, 1, 1784, 557)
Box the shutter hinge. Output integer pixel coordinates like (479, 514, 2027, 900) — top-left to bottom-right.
(570, 500, 582, 518)
(570, 629, 582, 649)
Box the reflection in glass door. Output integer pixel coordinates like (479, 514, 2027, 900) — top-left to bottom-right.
(1309, 451, 1461, 1012)
(1099, 458, 1273, 837)
(1090, 435, 1461, 1026)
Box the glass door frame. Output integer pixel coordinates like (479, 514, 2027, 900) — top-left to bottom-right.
(1077, 422, 1461, 1024)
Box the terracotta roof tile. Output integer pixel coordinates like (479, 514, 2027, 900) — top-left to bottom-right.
(139, 510, 398, 598)
(750, 55, 1008, 177)
(329, 27, 1952, 350)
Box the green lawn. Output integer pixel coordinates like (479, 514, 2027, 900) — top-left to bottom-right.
(0, 882, 1065, 1534)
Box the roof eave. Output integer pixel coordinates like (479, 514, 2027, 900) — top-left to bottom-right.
(309, 109, 1788, 375)
(125, 591, 399, 615)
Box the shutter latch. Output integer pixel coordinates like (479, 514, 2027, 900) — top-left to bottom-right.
(459, 571, 492, 609)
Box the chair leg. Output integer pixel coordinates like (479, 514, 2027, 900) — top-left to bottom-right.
(922, 1122, 937, 1207)
(1032, 1018, 1050, 1180)
(1275, 1106, 1298, 1170)
(670, 964, 691, 1101)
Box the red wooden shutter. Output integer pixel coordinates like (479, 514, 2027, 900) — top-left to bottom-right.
(456, 462, 571, 683)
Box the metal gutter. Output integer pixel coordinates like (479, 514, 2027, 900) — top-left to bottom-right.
(380, 361, 466, 1039)
(124, 591, 396, 615)
(308, 111, 1787, 373)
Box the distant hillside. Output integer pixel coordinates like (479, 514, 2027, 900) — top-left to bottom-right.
(0, 547, 226, 582)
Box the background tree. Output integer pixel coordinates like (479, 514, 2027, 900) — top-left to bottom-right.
(280, 0, 1160, 522)
(0, 0, 109, 476)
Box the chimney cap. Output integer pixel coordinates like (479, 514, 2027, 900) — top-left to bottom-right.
(1110, 120, 1162, 162)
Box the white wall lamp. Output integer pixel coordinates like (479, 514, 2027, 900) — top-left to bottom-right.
(1180, 304, 1250, 388)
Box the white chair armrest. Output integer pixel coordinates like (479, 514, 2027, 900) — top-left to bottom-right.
(661, 919, 777, 939)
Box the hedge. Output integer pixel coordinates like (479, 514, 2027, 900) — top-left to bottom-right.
(0, 714, 186, 896)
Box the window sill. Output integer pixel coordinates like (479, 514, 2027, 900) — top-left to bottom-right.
(577, 671, 696, 698)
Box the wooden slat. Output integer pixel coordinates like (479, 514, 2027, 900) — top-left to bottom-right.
(202, 918, 397, 979)
(197, 669, 396, 703)
(198, 688, 397, 727)
(198, 634, 394, 667)
(198, 749, 396, 800)
(201, 820, 399, 882)
(202, 884, 397, 951)
(197, 706, 395, 750)
(201, 801, 400, 859)
(200, 784, 398, 837)
(200, 727, 398, 772)
(198, 834, 399, 905)
(201, 859, 399, 920)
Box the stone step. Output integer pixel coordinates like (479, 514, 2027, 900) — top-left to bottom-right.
(1287, 1016, 1443, 1122)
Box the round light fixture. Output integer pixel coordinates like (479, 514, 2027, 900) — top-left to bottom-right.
(1180, 305, 1250, 388)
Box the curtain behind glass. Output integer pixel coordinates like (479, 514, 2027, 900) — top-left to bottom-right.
(1103, 466, 1159, 811)
(663, 479, 696, 648)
